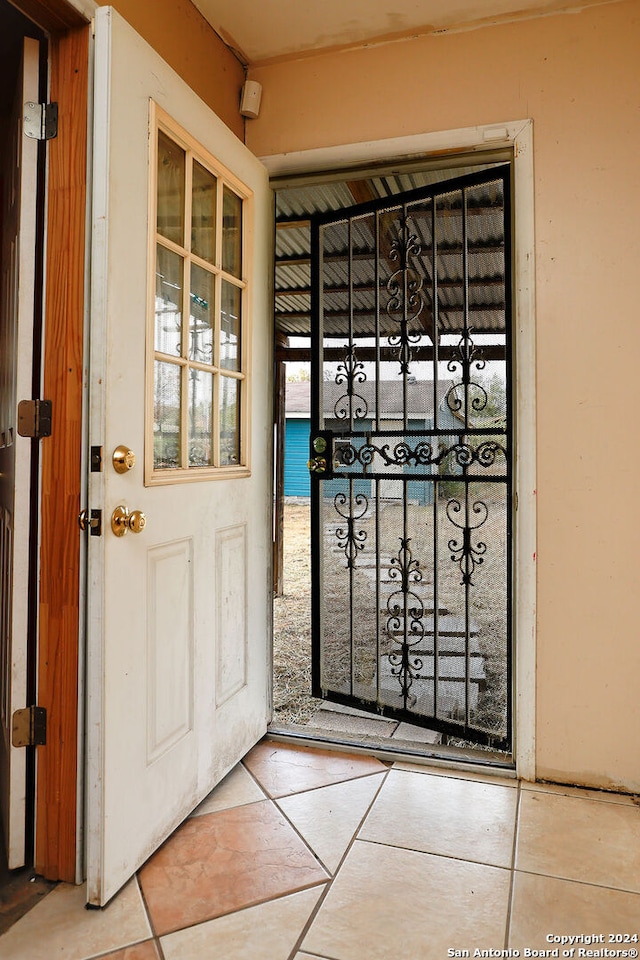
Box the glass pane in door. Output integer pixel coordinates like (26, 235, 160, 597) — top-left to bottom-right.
(222, 186, 242, 278)
(191, 161, 216, 264)
(189, 264, 214, 364)
(155, 245, 183, 357)
(154, 360, 182, 469)
(220, 280, 241, 371)
(219, 376, 240, 465)
(188, 368, 213, 467)
(157, 130, 185, 246)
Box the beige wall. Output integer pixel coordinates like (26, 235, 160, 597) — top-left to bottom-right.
(247, 0, 640, 791)
(97, 0, 245, 139)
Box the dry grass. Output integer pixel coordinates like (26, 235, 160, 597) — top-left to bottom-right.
(272, 502, 316, 724)
(273, 493, 509, 740)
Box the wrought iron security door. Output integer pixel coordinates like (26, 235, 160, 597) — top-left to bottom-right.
(309, 166, 512, 750)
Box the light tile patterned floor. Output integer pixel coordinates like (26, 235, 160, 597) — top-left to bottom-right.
(2, 740, 639, 960)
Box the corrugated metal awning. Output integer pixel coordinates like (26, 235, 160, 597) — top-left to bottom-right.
(275, 160, 509, 340)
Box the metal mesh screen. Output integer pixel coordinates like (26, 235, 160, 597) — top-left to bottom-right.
(311, 167, 511, 749)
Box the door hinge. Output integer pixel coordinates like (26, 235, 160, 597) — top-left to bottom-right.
(17, 399, 52, 439)
(12, 706, 46, 747)
(23, 101, 58, 141)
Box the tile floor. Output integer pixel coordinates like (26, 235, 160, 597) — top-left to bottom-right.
(2, 739, 639, 960)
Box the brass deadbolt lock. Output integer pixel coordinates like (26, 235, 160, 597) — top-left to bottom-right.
(112, 445, 136, 473)
(111, 504, 146, 537)
(313, 436, 327, 454)
(307, 456, 327, 474)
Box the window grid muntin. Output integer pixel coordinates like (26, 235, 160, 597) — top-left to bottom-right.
(151, 115, 248, 479)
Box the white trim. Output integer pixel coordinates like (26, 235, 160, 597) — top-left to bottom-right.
(76, 12, 98, 884)
(85, 5, 111, 903)
(261, 120, 532, 178)
(510, 121, 537, 782)
(264, 120, 537, 780)
(146, 105, 253, 485)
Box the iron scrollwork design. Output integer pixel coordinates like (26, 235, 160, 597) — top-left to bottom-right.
(447, 498, 488, 586)
(445, 327, 487, 421)
(337, 437, 506, 470)
(386, 216, 425, 374)
(334, 491, 368, 568)
(333, 344, 368, 421)
(386, 538, 425, 705)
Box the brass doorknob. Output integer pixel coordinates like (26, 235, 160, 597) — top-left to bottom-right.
(128, 510, 146, 534)
(78, 509, 101, 534)
(307, 456, 327, 474)
(112, 445, 136, 473)
(78, 509, 91, 531)
(111, 504, 146, 537)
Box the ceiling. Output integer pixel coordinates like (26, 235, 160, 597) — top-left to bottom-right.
(191, 0, 612, 64)
(274, 160, 509, 341)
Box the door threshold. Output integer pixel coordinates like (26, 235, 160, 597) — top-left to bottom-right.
(0, 863, 56, 937)
(266, 721, 515, 776)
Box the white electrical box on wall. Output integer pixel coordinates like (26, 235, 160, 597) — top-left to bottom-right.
(240, 80, 262, 119)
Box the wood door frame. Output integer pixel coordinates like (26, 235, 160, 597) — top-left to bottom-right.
(36, 19, 89, 884)
(8, 0, 90, 882)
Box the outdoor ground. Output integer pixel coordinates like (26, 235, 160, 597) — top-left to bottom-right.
(272, 501, 317, 725)
(272, 497, 508, 746)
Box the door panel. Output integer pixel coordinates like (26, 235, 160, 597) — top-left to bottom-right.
(310, 166, 512, 751)
(86, 8, 271, 905)
(0, 37, 39, 869)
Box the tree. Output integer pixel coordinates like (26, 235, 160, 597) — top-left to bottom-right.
(480, 372, 506, 419)
(286, 365, 310, 382)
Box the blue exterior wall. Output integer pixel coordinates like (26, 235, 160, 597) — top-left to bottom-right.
(284, 409, 460, 500)
(284, 418, 311, 496)
(406, 419, 434, 506)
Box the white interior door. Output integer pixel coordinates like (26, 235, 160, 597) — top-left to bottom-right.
(86, 8, 272, 906)
(0, 37, 39, 870)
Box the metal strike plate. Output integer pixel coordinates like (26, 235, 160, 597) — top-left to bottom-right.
(91, 446, 103, 472)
